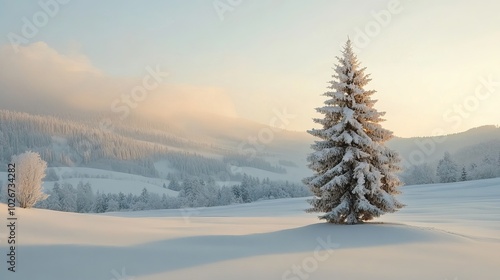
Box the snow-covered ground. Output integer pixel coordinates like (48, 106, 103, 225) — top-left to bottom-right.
(0, 178, 499, 279)
(235, 165, 309, 184)
(41, 167, 178, 196)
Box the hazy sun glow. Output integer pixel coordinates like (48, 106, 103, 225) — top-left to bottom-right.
(1, 0, 499, 137)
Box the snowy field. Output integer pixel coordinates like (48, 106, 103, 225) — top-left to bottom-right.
(1, 178, 499, 280)
(39, 167, 178, 196)
(236, 165, 310, 184)
(35, 166, 283, 195)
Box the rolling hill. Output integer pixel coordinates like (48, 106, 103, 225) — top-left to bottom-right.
(0, 109, 498, 190)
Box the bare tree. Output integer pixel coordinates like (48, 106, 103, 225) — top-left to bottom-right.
(12, 151, 48, 208)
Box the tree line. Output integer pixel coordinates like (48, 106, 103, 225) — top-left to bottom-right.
(402, 151, 500, 185)
(0, 175, 310, 213)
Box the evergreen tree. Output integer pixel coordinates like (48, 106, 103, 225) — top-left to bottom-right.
(168, 178, 181, 191)
(118, 192, 128, 209)
(460, 166, 467, 181)
(161, 193, 169, 208)
(217, 186, 237, 206)
(139, 188, 150, 204)
(59, 183, 77, 212)
(303, 39, 404, 224)
(93, 192, 108, 213)
(402, 163, 435, 185)
(148, 193, 163, 209)
(436, 152, 458, 183)
(47, 183, 62, 211)
(233, 174, 252, 203)
(126, 193, 135, 207)
(76, 182, 94, 213)
(106, 198, 120, 212)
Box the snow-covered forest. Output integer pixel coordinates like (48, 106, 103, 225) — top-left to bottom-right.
(0, 109, 290, 181)
(0, 175, 309, 213)
(400, 140, 500, 184)
(1, 109, 499, 193)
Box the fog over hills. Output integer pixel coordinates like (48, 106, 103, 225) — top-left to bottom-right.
(389, 125, 500, 167)
(0, 109, 311, 182)
(1, 42, 497, 186)
(0, 108, 498, 187)
(389, 125, 500, 184)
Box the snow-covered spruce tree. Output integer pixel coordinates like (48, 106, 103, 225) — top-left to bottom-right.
(436, 152, 458, 183)
(12, 151, 48, 208)
(303, 39, 404, 224)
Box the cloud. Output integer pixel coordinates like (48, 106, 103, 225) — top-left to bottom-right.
(0, 42, 237, 122)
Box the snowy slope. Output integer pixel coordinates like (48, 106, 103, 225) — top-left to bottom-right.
(236, 166, 309, 183)
(42, 167, 178, 196)
(379, 177, 500, 240)
(0, 178, 499, 280)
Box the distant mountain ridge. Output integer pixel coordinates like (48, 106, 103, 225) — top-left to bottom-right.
(388, 125, 500, 184)
(388, 125, 500, 167)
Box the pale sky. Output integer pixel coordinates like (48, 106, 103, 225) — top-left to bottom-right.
(0, 0, 499, 137)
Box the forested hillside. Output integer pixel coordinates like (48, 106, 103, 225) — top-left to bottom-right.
(394, 126, 500, 184)
(0, 110, 290, 180)
(1, 109, 499, 185)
